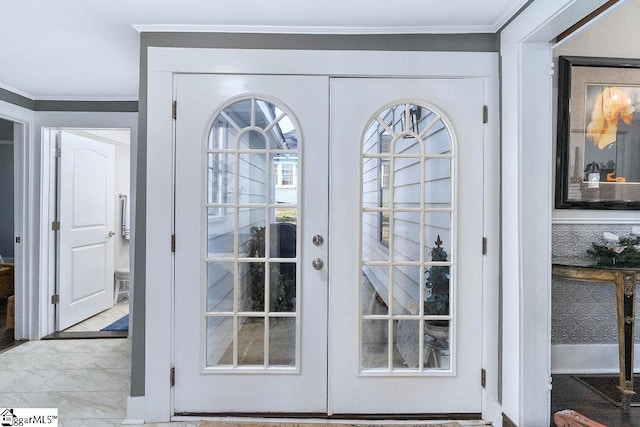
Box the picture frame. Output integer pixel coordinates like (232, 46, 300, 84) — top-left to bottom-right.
(556, 56, 640, 209)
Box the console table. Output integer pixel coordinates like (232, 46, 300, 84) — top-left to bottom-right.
(552, 262, 640, 411)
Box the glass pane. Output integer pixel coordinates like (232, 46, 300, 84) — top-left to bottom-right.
(273, 156, 298, 204)
(270, 222, 297, 259)
(392, 265, 421, 315)
(272, 207, 297, 225)
(424, 157, 451, 208)
(208, 153, 235, 204)
(394, 136, 421, 155)
(269, 317, 296, 367)
(238, 261, 264, 312)
(224, 99, 253, 129)
(270, 263, 296, 312)
(424, 320, 450, 370)
(362, 319, 389, 369)
(362, 211, 387, 262)
(394, 319, 420, 370)
(424, 212, 452, 262)
(392, 211, 420, 262)
(207, 207, 235, 258)
(238, 152, 267, 204)
(237, 317, 265, 366)
(423, 120, 452, 155)
(393, 157, 421, 209)
(206, 262, 234, 312)
(238, 208, 266, 257)
(206, 316, 233, 367)
(209, 116, 235, 150)
(362, 157, 381, 208)
(413, 107, 437, 136)
(362, 271, 388, 316)
(424, 264, 450, 316)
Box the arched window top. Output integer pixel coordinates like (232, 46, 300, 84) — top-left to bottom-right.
(208, 97, 299, 152)
(363, 102, 452, 157)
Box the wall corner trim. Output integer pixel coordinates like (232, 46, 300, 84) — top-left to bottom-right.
(123, 395, 145, 425)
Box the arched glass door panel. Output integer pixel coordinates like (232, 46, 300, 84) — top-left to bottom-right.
(205, 97, 300, 369)
(360, 102, 455, 372)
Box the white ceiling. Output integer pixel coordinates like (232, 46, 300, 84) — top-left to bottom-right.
(0, 0, 529, 101)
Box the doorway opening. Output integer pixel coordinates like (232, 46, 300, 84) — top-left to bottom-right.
(42, 128, 131, 339)
(0, 118, 17, 351)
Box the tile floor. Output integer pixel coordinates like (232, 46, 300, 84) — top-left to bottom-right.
(0, 337, 484, 426)
(0, 337, 199, 426)
(64, 300, 129, 332)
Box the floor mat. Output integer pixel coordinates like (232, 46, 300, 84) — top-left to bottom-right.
(101, 314, 129, 331)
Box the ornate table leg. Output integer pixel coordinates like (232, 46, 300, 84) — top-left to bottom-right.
(616, 271, 636, 412)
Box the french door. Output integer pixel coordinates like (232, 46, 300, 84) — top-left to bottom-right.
(174, 74, 484, 415)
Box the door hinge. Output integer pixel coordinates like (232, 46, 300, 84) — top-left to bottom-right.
(172, 101, 177, 120)
(170, 366, 175, 387)
(482, 105, 488, 124)
(482, 237, 487, 255)
(481, 368, 486, 388)
(53, 147, 61, 158)
(51, 294, 60, 304)
(51, 221, 60, 231)
(171, 234, 176, 253)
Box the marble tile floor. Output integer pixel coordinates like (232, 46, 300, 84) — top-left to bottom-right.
(0, 338, 486, 426)
(0, 338, 133, 426)
(64, 299, 129, 332)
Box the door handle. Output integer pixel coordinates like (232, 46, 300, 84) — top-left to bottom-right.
(312, 258, 324, 270)
(107, 231, 116, 237)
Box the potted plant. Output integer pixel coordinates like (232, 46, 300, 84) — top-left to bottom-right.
(246, 225, 295, 312)
(424, 235, 450, 353)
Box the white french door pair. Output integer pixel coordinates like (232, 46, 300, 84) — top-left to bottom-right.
(173, 74, 484, 415)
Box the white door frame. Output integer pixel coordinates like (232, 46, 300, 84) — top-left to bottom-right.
(144, 47, 499, 423)
(0, 107, 31, 341)
(38, 113, 137, 338)
(500, 0, 614, 425)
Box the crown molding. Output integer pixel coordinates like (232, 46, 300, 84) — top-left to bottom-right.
(34, 95, 139, 102)
(0, 83, 34, 100)
(133, 24, 498, 35)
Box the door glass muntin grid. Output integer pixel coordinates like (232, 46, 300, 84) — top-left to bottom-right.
(205, 97, 300, 370)
(360, 102, 455, 374)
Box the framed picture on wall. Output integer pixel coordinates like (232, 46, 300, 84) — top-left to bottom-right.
(556, 55, 640, 209)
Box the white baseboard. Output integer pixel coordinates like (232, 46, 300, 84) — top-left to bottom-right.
(552, 344, 640, 374)
(123, 395, 145, 424)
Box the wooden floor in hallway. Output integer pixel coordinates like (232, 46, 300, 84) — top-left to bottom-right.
(551, 375, 640, 427)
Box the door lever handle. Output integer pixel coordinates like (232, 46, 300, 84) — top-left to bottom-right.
(312, 258, 324, 270)
(107, 231, 116, 237)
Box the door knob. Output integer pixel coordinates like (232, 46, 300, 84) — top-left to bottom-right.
(312, 258, 324, 270)
(312, 235, 324, 246)
(108, 231, 116, 237)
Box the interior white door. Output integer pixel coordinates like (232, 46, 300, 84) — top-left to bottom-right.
(329, 78, 484, 414)
(58, 131, 115, 330)
(173, 74, 329, 413)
